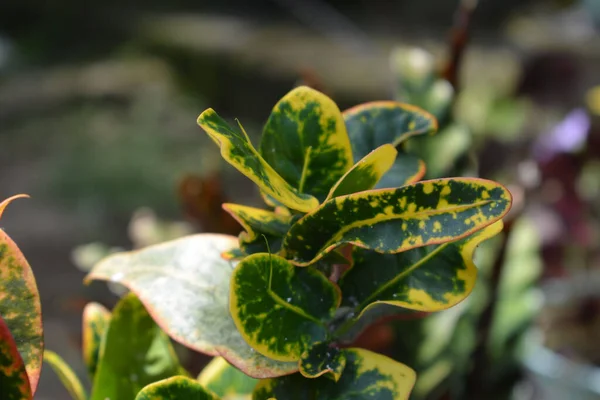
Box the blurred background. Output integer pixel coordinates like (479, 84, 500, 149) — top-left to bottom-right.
(1, 0, 599, 398)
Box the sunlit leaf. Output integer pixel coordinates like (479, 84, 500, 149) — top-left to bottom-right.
(326, 144, 397, 200)
(259, 86, 354, 200)
(198, 357, 258, 399)
(43, 350, 87, 400)
(197, 109, 319, 212)
(86, 234, 298, 378)
(282, 178, 512, 266)
(135, 376, 219, 400)
(82, 302, 111, 379)
(339, 221, 504, 318)
(90, 293, 183, 400)
(0, 315, 32, 400)
(0, 228, 43, 393)
(230, 253, 340, 362)
(254, 348, 416, 400)
(299, 342, 345, 381)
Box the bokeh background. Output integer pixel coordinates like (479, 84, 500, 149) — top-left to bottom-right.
(1, 0, 600, 398)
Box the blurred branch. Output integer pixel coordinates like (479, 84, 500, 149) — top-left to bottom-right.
(442, 0, 479, 90)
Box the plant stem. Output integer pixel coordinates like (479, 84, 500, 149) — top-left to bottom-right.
(442, 0, 478, 90)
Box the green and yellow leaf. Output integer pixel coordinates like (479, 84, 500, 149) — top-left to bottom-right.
(325, 144, 397, 200)
(198, 357, 258, 399)
(43, 350, 87, 400)
(339, 221, 504, 317)
(135, 376, 219, 400)
(82, 302, 111, 379)
(0, 228, 43, 393)
(343, 101, 437, 188)
(90, 293, 183, 400)
(85, 234, 298, 378)
(223, 204, 291, 255)
(230, 253, 340, 362)
(254, 348, 416, 400)
(299, 342, 345, 381)
(259, 86, 354, 200)
(282, 178, 512, 266)
(0, 315, 32, 400)
(197, 109, 318, 213)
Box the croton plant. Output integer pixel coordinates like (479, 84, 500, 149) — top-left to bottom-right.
(0, 86, 512, 399)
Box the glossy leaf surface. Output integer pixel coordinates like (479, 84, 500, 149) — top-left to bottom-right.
(90, 293, 182, 400)
(43, 350, 87, 400)
(282, 178, 512, 266)
(230, 253, 340, 362)
(198, 109, 318, 212)
(135, 376, 219, 400)
(254, 348, 416, 400)
(340, 221, 504, 316)
(82, 302, 110, 379)
(198, 356, 258, 399)
(299, 342, 345, 381)
(86, 234, 298, 378)
(260, 86, 353, 200)
(0, 229, 43, 393)
(326, 144, 397, 200)
(0, 315, 31, 400)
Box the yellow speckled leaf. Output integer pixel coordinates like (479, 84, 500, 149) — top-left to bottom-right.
(198, 109, 318, 213)
(282, 178, 512, 266)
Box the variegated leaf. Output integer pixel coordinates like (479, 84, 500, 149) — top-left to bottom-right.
(325, 144, 397, 200)
(135, 376, 219, 400)
(0, 315, 32, 400)
(82, 302, 111, 379)
(86, 234, 298, 378)
(282, 178, 512, 266)
(339, 221, 504, 317)
(0, 224, 43, 393)
(299, 342, 345, 381)
(259, 86, 353, 200)
(230, 253, 340, 362)
(253, 348, 416, 400)
(197, 109, 318, 212)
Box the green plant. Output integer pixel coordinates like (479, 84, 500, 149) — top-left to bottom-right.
(2, 86, 512, 399)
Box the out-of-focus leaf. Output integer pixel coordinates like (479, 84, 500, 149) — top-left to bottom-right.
(198, 357, 258, 399)
(43, 350, 87, 400)
(82, 302, 111, 379)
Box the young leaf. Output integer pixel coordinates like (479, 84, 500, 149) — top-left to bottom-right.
(135, 376, 219, 400)
(0, 315, 32, 400)
(339, 221, 504, 318)
(343, 101, 438, 158)
(299, 342, 346, 381)
(43, 350, 87, 400)
(343, 102, 437, 188)
(82, 302, 111, 379)
(0, 229, 43, 393)
(325, 144, 397, 200)
(85, 234, 298, 378)
(222, 204, 291, 255)
(90, 293, 183, 400)
(254, 348, 416, 400)
(259, 86, 354, 200)
(197, 109, 319, 213)
(230, 253, 341, 362)
(282, 178, 512, 266)
(198, 357, 258, 399)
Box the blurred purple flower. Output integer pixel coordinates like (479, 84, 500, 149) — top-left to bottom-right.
(533, 109, 590, 161)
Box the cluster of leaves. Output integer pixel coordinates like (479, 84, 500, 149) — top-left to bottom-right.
(79, 86, 512, 399)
